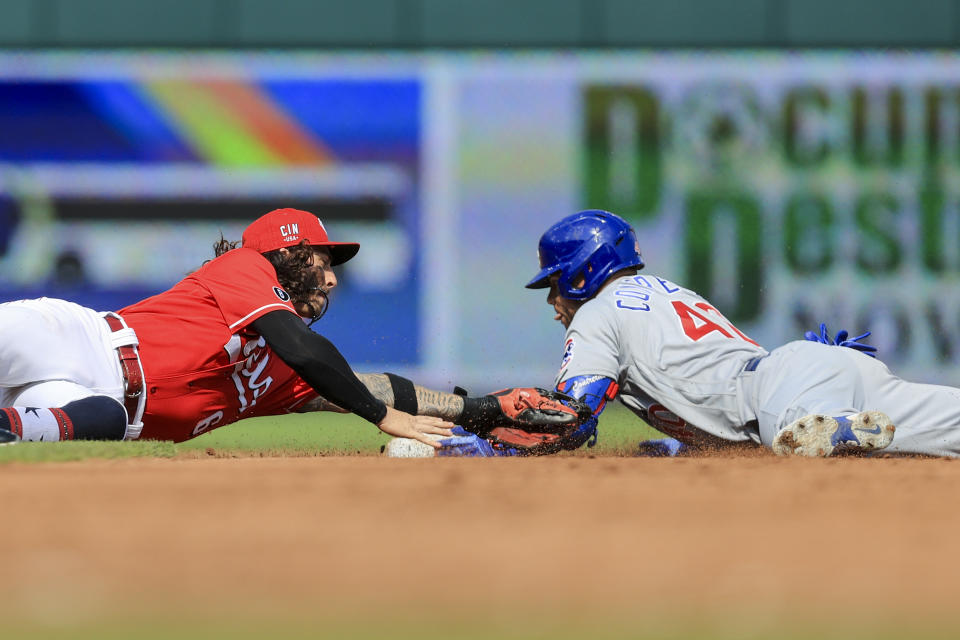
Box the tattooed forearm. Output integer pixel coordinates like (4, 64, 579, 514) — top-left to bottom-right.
(354, 373, 465, 421)
(412, 386, 465, 421)
(355, 373, 395, 405)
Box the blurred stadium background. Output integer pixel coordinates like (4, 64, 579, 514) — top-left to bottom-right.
(3, 0, 960, 393)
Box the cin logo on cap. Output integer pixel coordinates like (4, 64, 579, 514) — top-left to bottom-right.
(279, 223, 300, 242)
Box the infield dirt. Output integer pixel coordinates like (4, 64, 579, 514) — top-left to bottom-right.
(2, 454, 958, 637)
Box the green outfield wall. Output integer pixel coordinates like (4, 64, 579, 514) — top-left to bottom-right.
(1, 0, 959, 49)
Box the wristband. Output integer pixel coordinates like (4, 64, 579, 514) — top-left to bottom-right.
(384, 372, 418, 415)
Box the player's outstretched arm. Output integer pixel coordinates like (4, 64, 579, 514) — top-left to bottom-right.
(253, 311, 452, 446)
(337, 373, 583, 433)
(353, 373, 466, 420)
(297, 373, 467, 418)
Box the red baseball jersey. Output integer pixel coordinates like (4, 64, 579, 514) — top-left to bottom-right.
(120, 247, 318, 442)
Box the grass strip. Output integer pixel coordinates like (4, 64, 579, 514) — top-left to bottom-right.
(0, 404, 660, 463)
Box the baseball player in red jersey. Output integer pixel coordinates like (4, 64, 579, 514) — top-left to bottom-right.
(0, 207, 457, 446)
(118, 210, 386, 442)
(0, 208, 577, 447)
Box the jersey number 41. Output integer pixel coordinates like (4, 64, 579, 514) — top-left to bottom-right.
(672, 301, 759, 346)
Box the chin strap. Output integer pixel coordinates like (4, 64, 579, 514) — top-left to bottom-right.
(304, 287, 330, 327)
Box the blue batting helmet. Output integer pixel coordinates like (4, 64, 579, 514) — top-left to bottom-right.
(525, 210, 644, 300)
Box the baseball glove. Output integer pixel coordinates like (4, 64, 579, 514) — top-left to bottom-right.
(460, 388, 594, 456)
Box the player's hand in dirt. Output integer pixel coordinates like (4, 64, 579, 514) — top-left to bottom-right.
(377, 407, 454, 448)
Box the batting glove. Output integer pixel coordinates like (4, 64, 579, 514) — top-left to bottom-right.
(805, 323, 877, 358)
(437, 427, 519, 457)
(636, 438, 687, 457)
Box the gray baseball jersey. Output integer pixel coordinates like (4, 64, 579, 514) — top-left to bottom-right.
(556, 274, 767, 446)
(556, 273, 960, 457)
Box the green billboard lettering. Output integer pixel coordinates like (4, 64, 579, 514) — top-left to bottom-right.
(855, 191, 902, 273)
(685, 189, 762, 322)
(583, 86, 661, 219)
(924, 88, 960, 165)
(784, 192, 833, 274)
(783, 88, 831, 167)
(925, 88, 943, 164)
(920, 174, 946, 273)
(852, 88, 904, 167)
(926, 302, 955, 359)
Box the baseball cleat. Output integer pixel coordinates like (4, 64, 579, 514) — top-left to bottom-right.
(0, 428, 21, 446)
(772, 410, 894, 457)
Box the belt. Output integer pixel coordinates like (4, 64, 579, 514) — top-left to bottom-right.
(743, 355, 767, 372)
(103, 314, 144, 424)
(740, 354, 766, 436)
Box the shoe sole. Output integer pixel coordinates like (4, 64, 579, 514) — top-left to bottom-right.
(772, 410, 895, 457)
(0, 431, 20, 446)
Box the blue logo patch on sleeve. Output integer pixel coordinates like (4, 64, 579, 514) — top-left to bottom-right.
(560, 337, 575, 370)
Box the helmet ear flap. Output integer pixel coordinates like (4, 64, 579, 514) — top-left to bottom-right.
(557, 237, 639, 300)
(557, 242, 605, 299)
(558, 267, 587, 298)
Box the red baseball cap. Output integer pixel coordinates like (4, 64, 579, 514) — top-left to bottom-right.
(242, 208, 359, 266)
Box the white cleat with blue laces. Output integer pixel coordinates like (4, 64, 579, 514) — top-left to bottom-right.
(772, 411, 895, 457)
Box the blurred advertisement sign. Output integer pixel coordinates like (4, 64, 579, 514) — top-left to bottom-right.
(3, 52, 960, 387)
(0, 55, 422, 366)
(578, 55, 960, 384)
(453, 53, 960, 387)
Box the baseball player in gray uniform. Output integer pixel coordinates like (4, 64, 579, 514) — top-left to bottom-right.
(433, 210, 960, 458)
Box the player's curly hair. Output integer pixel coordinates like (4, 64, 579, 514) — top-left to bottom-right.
(211, 236, 317, 310)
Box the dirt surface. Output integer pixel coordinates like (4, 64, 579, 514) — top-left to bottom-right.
(2, 454, 960, 631)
